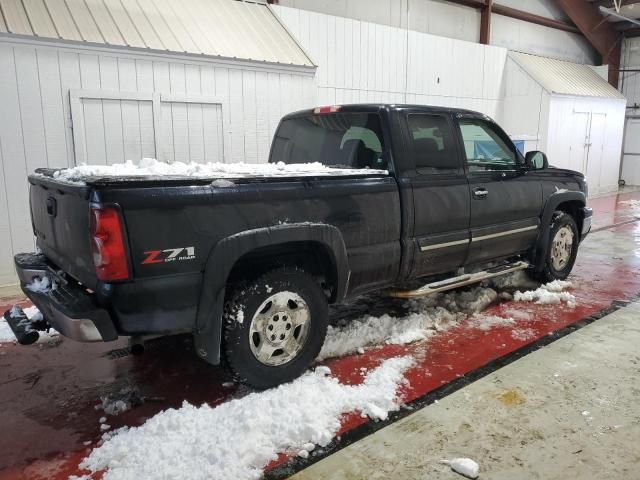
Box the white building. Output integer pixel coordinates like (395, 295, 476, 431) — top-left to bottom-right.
(502, 51, 626, 195)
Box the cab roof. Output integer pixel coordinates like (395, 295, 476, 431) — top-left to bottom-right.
(283, 104, 490, 120)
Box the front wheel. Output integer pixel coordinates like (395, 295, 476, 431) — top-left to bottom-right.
(222, 267, 328, 389)
(533, 211, 579, 283)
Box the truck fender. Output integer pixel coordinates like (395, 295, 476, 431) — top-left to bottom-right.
(193, 223, 349, 365)
(532, 191, 586, 272)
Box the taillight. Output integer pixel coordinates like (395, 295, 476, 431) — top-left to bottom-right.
(90, 206, 129, 281)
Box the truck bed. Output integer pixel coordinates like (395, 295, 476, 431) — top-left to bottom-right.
(28, 166, 399, 297)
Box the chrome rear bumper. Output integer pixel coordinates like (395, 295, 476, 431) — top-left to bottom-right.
(13, 253, 118, 342)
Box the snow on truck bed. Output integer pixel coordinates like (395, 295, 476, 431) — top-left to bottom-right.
(49, 158, 388, 184)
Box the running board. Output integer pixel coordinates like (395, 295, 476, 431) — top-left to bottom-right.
(386, 261, 530, 299)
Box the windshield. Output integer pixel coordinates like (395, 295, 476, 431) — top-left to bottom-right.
(270, 113, 386, 169)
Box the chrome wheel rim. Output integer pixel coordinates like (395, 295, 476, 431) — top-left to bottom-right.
(551, 226, 574, 271)
(248, 291, 311, 366)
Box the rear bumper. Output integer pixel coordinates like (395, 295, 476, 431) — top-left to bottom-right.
(581, 207, 593, 241)
(14, 253, 118, 342)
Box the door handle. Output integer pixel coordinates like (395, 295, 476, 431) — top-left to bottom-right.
(473, 188, 488, 199)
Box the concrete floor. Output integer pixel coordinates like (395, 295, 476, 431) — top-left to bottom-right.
(291, 301, 640, 480)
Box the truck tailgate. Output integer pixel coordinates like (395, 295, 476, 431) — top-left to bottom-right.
(29, 175, 97, 288)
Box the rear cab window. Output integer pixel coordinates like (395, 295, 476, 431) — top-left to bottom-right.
(270, 112, 387, 170)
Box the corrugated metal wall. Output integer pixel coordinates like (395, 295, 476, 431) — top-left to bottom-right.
(0, 40, 316, 285)
(620, 38, 640, 186)
(274, 5, 506, 119)
(275, 0, 596, 64)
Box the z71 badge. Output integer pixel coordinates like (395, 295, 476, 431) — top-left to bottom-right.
(142, 247, 196, 265)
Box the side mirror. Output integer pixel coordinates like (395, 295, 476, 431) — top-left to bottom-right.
(525, 151, 548, 170)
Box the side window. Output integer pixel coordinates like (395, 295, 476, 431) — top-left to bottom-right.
(407, 114, 459, 174)
(458, 119, 517, 171)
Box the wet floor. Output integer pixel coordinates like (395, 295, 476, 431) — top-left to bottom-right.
(1, 190, 640, 480)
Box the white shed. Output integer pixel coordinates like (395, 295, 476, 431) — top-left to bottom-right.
(502, 51, 627, 196)
(0, 0, 316, 285)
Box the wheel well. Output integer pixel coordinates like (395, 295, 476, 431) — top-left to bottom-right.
(226, 241, 338, 301)
(555, 200, 584, 233)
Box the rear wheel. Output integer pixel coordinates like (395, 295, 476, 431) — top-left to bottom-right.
(534, 211, 579, 283)
(222, 267, 328, 389)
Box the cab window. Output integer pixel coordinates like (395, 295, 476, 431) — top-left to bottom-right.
(407, 114, 459, 174)
(271, 113, 386, 169)
(458, 119, 517, 171)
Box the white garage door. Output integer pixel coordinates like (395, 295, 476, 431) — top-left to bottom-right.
(71, 90, 224, 165)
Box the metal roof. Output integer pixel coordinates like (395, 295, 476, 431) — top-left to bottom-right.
(0, 0, 313, 67)
(509, 51, 625, 99)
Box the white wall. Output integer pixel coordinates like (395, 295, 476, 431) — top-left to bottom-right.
(0, 38, 315, 285)
(491, 15, 594, 64)
(275, 0, 596, 63)
(501, 57, 550, 152)
(274, 5, 507, 119)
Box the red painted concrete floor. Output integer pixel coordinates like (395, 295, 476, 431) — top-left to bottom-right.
(1, 191, 640, 480)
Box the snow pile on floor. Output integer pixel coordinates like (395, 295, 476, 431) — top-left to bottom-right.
(50, 158, 388, 183)
(318, 312, 442, 360)
(514, 280, 575, 307)
(0, 306, 59, 343)
(443, 457, 480, 479)
(469, 314, 515, 331)
(318, 277, 578, 360)
(318, 286, 497, 361)
(0, 317, 16, 342)
(78, 357, 413, 480)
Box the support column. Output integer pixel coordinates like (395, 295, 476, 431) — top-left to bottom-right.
(480, 0, 493, 44)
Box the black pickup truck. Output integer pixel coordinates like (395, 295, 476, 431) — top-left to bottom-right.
(6, 104, 591, 388)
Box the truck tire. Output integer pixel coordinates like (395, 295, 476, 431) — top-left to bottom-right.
(534, 211, 579, 283)
(222, 267, 329, 389)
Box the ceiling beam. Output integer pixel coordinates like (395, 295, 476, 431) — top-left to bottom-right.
(491, 4, 580, 33)
(444, 0, 580, 34)
(443, 0, 486, 9)
(552, 0, 622, 87)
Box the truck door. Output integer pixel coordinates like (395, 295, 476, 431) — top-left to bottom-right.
(456, 115, 542, 265)
(403, 112, 471, 279)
